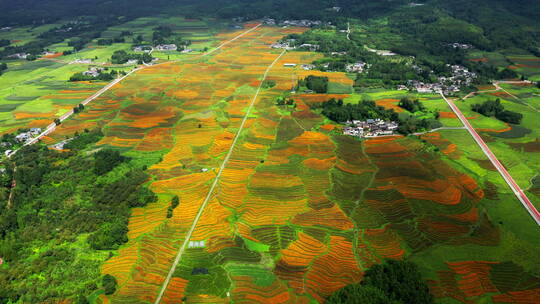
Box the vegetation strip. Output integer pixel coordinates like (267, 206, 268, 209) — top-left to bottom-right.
(154, 49, 287, 304)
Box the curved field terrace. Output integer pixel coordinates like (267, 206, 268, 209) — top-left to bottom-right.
(34, 24, 540, 304)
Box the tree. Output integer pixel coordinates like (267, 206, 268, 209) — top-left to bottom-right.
(88, 221, 128, 250)
(471, 98, 523, 124)
(362, 260, 434, 304)
(75, 294, 89, 304)
(496, 110, 523, 124)
(327, 285, 394, 304)
(102, 274, 117, 295)
(54, 118, 61, 125)
(167, 195, 180, 218)
(171, 195, 180, 209)
(398, 97, 426, 113)
(304, 75, 329, 93)
(327, 260, 434, 304)
(94, 149, 127, 175)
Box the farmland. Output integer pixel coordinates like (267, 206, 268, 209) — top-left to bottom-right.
(0, 16, 226, 136)
(1, 7, 540, 304)
(26, 22, 538, 303)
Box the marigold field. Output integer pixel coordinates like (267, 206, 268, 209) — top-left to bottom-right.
(44, 24, 540, 304)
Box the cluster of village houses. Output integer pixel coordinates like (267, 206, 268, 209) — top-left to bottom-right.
(270, 39, 320, 52)
(133, 44, 193, 53)
(1, 128, 42, 157)
(343, 119, 399, 138)
(263, 18, 323, 27)
(400, 64, 477, 95)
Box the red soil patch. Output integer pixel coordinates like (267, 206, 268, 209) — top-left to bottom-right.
(448, 261, 499, 298)
(446, 207, 479, 223)
(507, 65, 519, 70)
(439, 111, 457, 119)
(43, 52, 63, 59)
(363, 226, 405, 260)
(319, 124, 336, 131)
(508, 139, 540, 153)
(489, 91, 512, 98)
(59, 90, 95, 94)
(477, 124, 512, 133)
(14, 112, 54, 119)
(376, 99, 403, 112)
(303, 157, 336, 171)
(469, 58, 488, 63)
(516, 64, 540, 69)
(492, 288, 540, 303)
(477, 84, 496, 91)
(470, 158, 497, 171)
(293, 205, 355, 231)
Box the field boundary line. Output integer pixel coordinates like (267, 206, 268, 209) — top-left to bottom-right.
(440, 91, 540, 226)
(7, 23, 263, 158)
(153, 49, 287, 304)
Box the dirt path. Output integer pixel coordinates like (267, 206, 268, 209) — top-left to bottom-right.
(412, 126, 466, 136)
(440, 91, 540, 226)
(6, 167, 16, 209)
(153, 49, 287, 304)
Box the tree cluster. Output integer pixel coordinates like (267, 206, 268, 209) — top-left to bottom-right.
(471, 98, 523, 124)
(73, 103, 85, 114)
(0, 62, 7, 76)
(111, 50, 152, 64)
(299, 75, 328, 93)
(94, 149, 127, 175)
(69, 69, 119, 82)
(166, 195, 180, 218)
(0, 140, 157, 302)
(327, 260, 434, 304)
(276, 97, 296, 106)
(398, 97, 426, 113)
(313, 98, 398, 123)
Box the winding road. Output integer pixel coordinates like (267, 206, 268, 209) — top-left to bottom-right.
(440, 92, 540, 226)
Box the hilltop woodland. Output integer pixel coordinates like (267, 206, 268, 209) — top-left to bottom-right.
(0, 130, 157, 303)
(312, 97, 441, 134)
(327, 260, 434, 304)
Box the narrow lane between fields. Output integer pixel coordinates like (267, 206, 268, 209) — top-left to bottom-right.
(440, 91, 540, 226)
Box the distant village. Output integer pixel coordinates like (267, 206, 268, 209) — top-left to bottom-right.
(1, 128, 42, 157)
(272, 36, 477, 96)
(401, 64, 477, 95)
(263, 18, 324, 28)
(343, 119, 399, 138)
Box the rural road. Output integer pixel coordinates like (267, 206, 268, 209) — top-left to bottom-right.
(153, 49, 287, 304)
(440, 92, 540, 226)
(8, 23, 262, 157)
(412, 126, 466, 136)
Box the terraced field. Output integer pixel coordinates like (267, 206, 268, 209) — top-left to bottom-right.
(34, 24, 540, 304)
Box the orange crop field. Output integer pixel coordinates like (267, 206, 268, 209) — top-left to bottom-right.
(29, 22, 540, 304)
